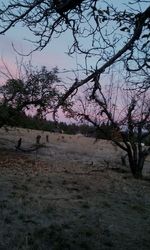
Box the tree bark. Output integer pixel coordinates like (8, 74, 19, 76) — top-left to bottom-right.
(127, 146, 144, 179)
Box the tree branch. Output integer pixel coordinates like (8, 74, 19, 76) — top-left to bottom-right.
(55, 5, 150, 111)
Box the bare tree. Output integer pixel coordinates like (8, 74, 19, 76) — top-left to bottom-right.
(67, 78, 150, 179)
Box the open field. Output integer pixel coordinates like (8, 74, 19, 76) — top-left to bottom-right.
(0, 127, 150, 250)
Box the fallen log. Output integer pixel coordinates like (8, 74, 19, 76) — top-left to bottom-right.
(15, 143, 46, 153)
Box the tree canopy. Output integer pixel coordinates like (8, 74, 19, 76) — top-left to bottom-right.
(0, 65, 61, 126)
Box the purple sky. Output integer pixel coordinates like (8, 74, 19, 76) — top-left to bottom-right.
(0, 27, 77, 79)
(0, 0, 148, 82)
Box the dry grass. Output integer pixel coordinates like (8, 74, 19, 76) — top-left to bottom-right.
(0, 127, 150, 250)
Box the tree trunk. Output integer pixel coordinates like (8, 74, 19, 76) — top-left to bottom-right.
(127, 146, 144, 179)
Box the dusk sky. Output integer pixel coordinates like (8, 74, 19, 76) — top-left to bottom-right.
(0, 0, 148, 83)
(0, 26, 77, 81)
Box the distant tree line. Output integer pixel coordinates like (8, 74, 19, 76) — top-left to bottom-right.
(0, 100, 124, 140)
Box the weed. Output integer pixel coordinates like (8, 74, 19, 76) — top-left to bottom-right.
(80, 240, 91, 249)
(4, 216, 12, 224)
(103, 201, 111, 208)
(130, 204, 146, 214)
(76, 194, 83, 200)
(43, 204, 56, 216)
(81, 202, 90, 209)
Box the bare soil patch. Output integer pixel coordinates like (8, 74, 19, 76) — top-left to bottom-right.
(0, 127, 150, 250)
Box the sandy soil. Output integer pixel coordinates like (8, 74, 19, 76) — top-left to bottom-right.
(0, 127, 150, 250)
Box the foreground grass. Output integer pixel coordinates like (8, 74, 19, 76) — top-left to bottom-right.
(0, 149, 150, 250)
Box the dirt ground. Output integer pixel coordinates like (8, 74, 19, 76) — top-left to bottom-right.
(0, 127, 150, 250)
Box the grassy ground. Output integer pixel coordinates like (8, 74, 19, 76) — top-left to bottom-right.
(0, 128, 150, 249)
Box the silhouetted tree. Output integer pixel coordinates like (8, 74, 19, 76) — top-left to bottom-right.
(67, 79, 150, 179)
(0, 64, 61, 127)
